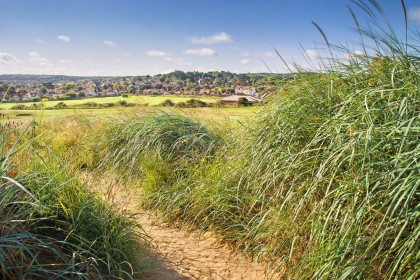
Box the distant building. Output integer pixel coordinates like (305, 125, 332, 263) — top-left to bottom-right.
(220, 95, 261, 104)
(234, 86, 257, 96)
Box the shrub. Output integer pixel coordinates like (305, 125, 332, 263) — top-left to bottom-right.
(81, 102, 98, 108)
(54, 101, 67, 109)
(237, 97, 251, 107)
(10, 104, 28, 110)
(159, 99, 175, 107)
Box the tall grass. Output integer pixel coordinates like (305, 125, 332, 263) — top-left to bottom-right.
(0, 116, 148, 279)
(95, 1, 419, 279)
(96, 111, 219, 179)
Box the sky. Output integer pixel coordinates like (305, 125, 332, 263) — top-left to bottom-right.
(0, 0, 419, 76)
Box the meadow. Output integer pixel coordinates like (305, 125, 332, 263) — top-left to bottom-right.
(1, 2, 419, 279)
(0, 95, 219, 110)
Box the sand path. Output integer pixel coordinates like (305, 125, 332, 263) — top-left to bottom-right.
(82, 173, 278, 280)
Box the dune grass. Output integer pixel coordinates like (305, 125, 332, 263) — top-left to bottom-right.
(1, 1, 418, 279)
(93, 1, 419, 279)
(0, 115, 149, 279)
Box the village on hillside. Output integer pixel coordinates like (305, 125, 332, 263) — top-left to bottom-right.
(0, 71, 286, 104)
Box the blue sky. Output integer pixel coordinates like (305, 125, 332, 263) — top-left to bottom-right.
(0, 0, 419, 76)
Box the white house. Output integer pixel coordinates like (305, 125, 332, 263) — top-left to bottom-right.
(234, 86, 257, 96)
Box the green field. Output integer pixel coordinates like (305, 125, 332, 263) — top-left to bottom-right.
(0, 95, 220, 109)
(0, 106, 259, 126)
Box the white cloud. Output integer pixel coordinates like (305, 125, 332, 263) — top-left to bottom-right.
(409, 7, 420, 22)
(190, 32, 232, 44)
(147, 50, 170, 57)
(305, 49, 319, 59)
(184, 48, 217, 56)
(59, 59, 71, 63)
(240, 51, 250, 57)
(36, 38, 47, 44)
(146, 50, 191, 65)
(0, 52, 19, 63)
(58, 35, 71, 42)
(29, 51, 53, 67)
(104, 40, 117, 47)
(240, 58, 251, 65)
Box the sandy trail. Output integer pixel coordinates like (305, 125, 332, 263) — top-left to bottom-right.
(137, 210, 275, 280)
(82, 173, 278, 280)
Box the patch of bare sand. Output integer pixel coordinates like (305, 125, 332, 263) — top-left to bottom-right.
(81, 173, 280, 280)
(137, 211, 279, 280)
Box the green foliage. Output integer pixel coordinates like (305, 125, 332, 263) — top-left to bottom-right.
(65, 92, 77, 99)
(176, 99, 208, 108)
(92, 1, 419, 279)
(0, 118, 147, 279)
(54, 101, 67, 109)
(10, 104, 27, 110)
(159, 99, 175, 107)
(97, 112, 219, 179)
(237, 97, 251, 107)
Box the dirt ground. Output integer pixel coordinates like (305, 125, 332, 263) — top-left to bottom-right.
(82, 173, 280, 280)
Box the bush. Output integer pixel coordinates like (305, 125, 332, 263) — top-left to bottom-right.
(159, 99, 175, 107)
(54, 101, 67, 109)
(81, 102, 98, 108)
(10, 104, 28, 110)
(176, 99, 208, 108)
(29, 103, 39, 109)
(237, 97, 251, 107)
(117, 100, 135, 107)
(66, 92, 77, 99)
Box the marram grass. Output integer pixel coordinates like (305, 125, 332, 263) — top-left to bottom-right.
(95, 1, 419, 279)
(0, 117, 147, 279)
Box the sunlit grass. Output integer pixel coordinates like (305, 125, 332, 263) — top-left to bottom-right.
(0, 95, 220, 109)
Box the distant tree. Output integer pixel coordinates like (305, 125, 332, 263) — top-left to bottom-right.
(16, 89, 27, 101)
(113, 82, 120, 91)
(43, 81, 54, 89)
(64, 82, 76, 90)
(237, 97, 251, 107)
(131, 76, 142, 82)
(5, 86, 16, 100)
(66, 92, 77, 99)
